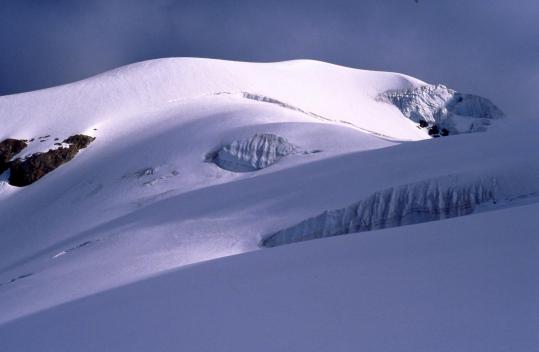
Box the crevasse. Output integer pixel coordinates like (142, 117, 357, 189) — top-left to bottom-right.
(262, 176, 498, 247)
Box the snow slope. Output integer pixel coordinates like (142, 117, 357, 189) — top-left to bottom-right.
(0, 202, 537, 351)
(0, 58, 536, 350)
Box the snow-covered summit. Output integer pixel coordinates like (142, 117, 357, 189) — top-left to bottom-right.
(0, 58, 536, 351)
(0, 58, 430, 142)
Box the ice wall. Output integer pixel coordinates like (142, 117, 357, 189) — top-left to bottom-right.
(207, 133, 298, 172)
(262, 176, 498, 247)
(378, 84, 504, 134)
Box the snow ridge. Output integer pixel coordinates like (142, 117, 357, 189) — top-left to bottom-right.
(213, 92, 400, 140)
(262, 176, 498, 247)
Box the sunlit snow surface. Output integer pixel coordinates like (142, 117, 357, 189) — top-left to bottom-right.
(0, 58, 536, 351)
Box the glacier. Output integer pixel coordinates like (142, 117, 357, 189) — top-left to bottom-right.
(262, 175, 500, 247)
(378, 84, 504, 134)
(0, 58, 537, 352)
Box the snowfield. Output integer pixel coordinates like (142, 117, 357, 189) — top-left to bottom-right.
(1, 203, 537, 351)
(0, 58, 536, 351)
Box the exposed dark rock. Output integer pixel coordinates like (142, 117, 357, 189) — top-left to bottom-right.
(428, 125, 440, 136)
(8, 134, 95, 187)
(10, 148, 78, 186)
(0, 138, 28, 174)
(63, 134, 95, 149)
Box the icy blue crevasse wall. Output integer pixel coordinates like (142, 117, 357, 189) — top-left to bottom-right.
(378, 84, 504, 134)
(207, 133, 298, 172)
(262, 176, 498, 247)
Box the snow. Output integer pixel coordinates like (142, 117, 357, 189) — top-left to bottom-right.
(0, 57, 537, 350)
(263, 160, 539, 247)
(0, 202, 537, 351)
(0, 58, 427, 142)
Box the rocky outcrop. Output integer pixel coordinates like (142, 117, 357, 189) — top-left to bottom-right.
(261, 176, 498, 247)
(8, 134, 95, 187)
(0, 138, 27, 174)
(63, 134, 95, 149)
(207, 133, 299, 172)
(378, 84, 504, 134)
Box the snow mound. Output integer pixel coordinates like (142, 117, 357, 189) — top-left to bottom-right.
(262, 175, 504, 247)
(378, 84, 504, 134)
(206, 133, 299, 172)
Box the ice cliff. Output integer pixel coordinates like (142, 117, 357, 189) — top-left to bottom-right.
(378, 84, 504, 134)
(262, 176, 498, 247)
(207, 133, 299, 172)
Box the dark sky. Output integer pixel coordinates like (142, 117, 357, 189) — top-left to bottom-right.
(1, 0, 537, 119)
